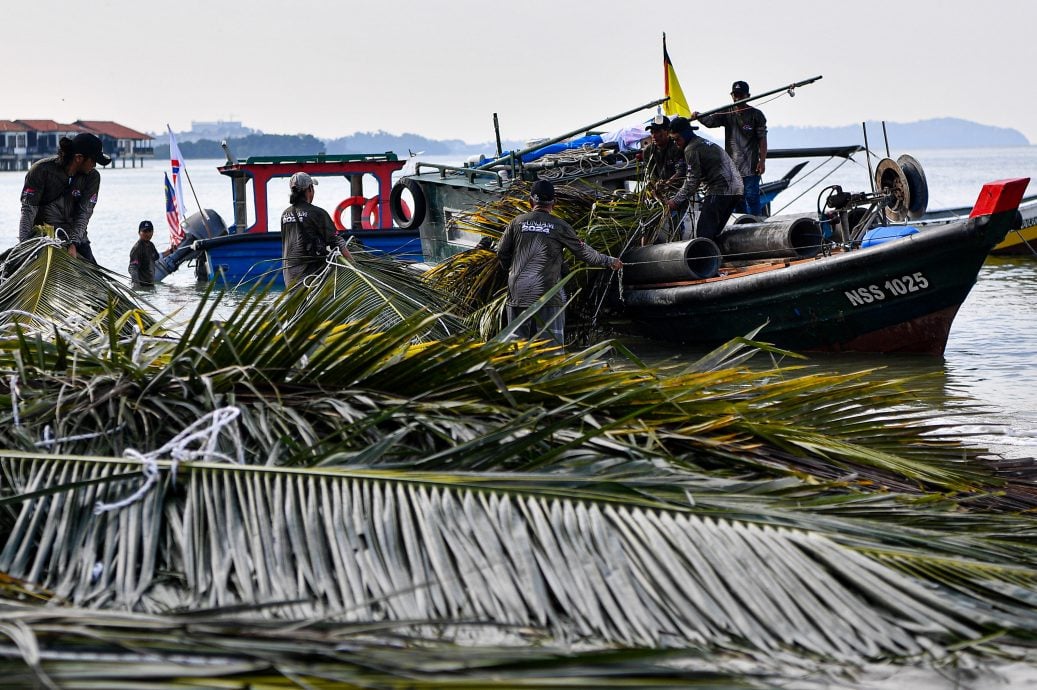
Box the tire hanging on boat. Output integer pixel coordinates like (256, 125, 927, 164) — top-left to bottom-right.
(390, 179, 427, 230)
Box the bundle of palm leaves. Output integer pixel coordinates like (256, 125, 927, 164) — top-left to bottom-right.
(2, 248, 1037, 684)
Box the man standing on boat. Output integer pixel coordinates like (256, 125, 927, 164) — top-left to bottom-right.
(694, 80, 768, 216)
(497, 180, 622, 347)
(17, 132, 110, 264)
(281, 172, 353, 287)
(639, 114, 687, 243)
(665, 117, 743, 241)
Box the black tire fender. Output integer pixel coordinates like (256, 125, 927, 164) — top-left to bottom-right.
(390, 179, 426, 230)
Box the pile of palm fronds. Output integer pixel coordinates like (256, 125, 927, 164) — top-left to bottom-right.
(422, 179, 668, 342)
(2, 244, 1037, 685)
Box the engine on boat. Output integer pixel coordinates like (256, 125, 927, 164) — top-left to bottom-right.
(821, 155, 928, 244)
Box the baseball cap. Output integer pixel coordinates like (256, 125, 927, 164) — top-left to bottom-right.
(138, 220, 154, 231)
(71, 132, 111, 166)
(530, 179, 555, 204)
(289, 172, 319, 190)
(668, 116, 699, 134)
(731, 80, 750, 96)
(646, 114, 670, 131)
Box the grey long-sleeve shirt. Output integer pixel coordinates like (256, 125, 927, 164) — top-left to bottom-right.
(670, 134, 743, 205)
(18, 156, 100, 244)
(497, 209, 615, 308)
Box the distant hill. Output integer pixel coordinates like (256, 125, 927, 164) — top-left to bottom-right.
(769, 118, 1030, 149)
(153, 118, 1029, 161)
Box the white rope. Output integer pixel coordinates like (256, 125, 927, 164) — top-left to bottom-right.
(8, 374, 19, 428)
(93, 406, 243, 515)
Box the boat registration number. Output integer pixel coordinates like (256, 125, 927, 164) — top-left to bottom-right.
(844, 272, 930, 306)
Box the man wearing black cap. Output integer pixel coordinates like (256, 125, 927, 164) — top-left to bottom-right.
(665, 116, 743, 241)
(280, 171, 353, 288)
(128, 220, 160, 286)
(695, 80, 768, 216)
(496, 179, 622, 347)
(640, 114, 683, 192)
(17, 132, 111, 264)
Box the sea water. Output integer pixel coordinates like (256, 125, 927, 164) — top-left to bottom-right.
(0, 147, 1035, 459)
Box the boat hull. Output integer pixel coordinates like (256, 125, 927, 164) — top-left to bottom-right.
(198, 229, 422, 286)
(619, 208, 1017, 355)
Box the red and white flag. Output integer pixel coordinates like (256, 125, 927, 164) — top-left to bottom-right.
(167, 125, 188, 226)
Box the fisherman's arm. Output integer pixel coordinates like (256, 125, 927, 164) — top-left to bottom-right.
(756, 110, 768, 175)
(70, 173, 100, 246)
(17, 168, 45, 242)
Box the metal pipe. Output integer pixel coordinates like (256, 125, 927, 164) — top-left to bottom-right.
(690, 75, 823, 122)
(862, 122, 875, 194)
(881, 120, 890, 158)
(621, 238, 721, 284)
(477, 97, 669, 170)
(717, 216, 824, 261)
(493, 113, 503, 159)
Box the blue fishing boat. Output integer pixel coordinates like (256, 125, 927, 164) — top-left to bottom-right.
(162, 153, 422, 287)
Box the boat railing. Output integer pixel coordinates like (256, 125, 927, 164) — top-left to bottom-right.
(415, 162, 506, 186)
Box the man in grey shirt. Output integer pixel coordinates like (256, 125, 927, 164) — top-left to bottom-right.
(280, 172, 353, 287)
(497, 180, 622, 346)
(695, 80, 768, 216)
(665, 117, 744, 241)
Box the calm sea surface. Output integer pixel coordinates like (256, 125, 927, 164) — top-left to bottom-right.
(1, 147, 1035, 460)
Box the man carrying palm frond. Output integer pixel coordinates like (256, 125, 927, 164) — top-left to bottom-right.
(496, 180, 622, 346)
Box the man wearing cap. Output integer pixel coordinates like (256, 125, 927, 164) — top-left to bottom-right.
(128, 220, 160, 286)
(695, 80, 768, 216)
(281, 172, 353, 288)
(641, 114, 683, 191)
(665, 116, 744, 241)
(17, 132, 111, 264)
(496, 179, 622, 347)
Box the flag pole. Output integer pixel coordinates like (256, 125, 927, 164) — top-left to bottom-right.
(166, 125, 211, 235)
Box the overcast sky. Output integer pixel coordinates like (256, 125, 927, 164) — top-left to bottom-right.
(4, 0, 1034, 145)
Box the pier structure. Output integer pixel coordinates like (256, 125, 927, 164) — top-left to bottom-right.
(0, 119, 154, 171)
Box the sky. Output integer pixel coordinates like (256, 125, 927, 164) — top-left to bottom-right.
(3, 0, 1034, 145)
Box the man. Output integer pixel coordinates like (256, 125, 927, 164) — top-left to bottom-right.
(280, 171, 353, 287)
(641, 114, 683, 193)
(695, 80, 768, 216)
(18, 132, 111, 264)
(496, 179, 622, 347)
(665, 117, 744, 241)
(128, 220, 160, 287)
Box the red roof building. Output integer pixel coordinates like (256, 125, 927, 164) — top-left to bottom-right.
(0, 118, 154, 169)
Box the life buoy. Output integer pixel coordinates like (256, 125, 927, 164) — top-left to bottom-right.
(361, 197, 382, 230)
(333, 196, 367, 231)
(389, 179, 426, 230)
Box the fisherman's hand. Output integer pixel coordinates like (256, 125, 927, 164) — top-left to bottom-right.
(666, 199, 677, 211)
(756, 160, 766, 175)
(476, 236, 494, 251)
(610, 257, 623, 271)
(68, 244, 78, 259)
(340, 247, 353, 261)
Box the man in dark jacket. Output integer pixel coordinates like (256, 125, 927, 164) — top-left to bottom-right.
(496, 180, 622, 346)
(128, 220, 160, 286)
(695, 80, 768, 215)
(18, 132, 111, 264)
(665, 117, 744, 241)
(280, 172, 353, 287)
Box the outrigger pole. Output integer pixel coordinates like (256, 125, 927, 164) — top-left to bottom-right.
(477, 96, 669, 171)
(690, 75, 823, 122)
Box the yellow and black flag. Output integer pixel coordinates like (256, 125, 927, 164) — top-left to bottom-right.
(663, 34, 691, 118)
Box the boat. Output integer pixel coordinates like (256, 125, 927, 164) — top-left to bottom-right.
(166, 153, 421, 286)
(390, 96, 827, 264)
(616, 176, 1030, 355)
(918, 194, 1037, 256)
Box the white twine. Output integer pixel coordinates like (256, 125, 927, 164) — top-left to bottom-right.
(8, 374, 19, 428)
(93, 406, 243, 515)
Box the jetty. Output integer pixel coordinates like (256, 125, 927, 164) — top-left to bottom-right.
(0, 119, 154, 170)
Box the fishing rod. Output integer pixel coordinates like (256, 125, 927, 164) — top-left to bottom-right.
(477, 97, 669, 171)
(690, 75, 823, 122)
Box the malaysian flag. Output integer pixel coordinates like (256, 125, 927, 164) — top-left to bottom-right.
(167, 125, 188, 223)
(164, 172, 184, 246)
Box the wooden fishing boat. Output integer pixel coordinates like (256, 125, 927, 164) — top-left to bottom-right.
(160, 153, 422, 286)
(617, 177, 1030, 355)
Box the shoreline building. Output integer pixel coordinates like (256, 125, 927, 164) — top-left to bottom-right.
(0, 119, 154, 171)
